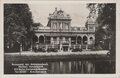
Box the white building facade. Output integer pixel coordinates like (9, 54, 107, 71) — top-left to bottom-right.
(33, 8, 96, 52)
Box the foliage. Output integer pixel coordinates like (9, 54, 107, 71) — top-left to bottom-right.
(47, 48, 58, 52)
(87, 3, 116, 56)
(72, 48, 82, 52)
(4, 4, 34, 52)
(37, 48, 46, 52)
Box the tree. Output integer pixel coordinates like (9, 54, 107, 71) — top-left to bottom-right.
(87, 3, 116, 57)
(4, 4, 34, 52)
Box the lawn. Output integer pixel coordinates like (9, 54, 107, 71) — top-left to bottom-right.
(4, 50, 110, 62)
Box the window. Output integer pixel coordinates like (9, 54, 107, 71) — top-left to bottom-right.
(66, 24, 69, 30)
(60, 22, 62, 29)
(83, 36, 87, 44)
(53, 23, 56, 30)
(89, 26, 93, 31)
(39, 36, 44, 43)
(77, 36, 82, 44)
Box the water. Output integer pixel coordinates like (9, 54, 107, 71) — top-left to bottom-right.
(47, 60, 115, 74)
(4, 60, 115, 74)
(48, 61, 99, 74)
(47, 61, 95, 74)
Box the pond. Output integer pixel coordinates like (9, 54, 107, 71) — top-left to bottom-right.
(46, 60, 115, 74)
(4, 60, 115, 74)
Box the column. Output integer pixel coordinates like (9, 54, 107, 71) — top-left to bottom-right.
(38, 35, 40, 49)
(88, 36, 90, 45)
(57, 37, 60, 52)
(46, 45, 48, 52)
(44, 36, 45, 44)
(59, 37, 61, 52)
(60, 44, 62, 52)
(57, 37, 59, 44)
(69, 37, 71, 52)
(60, 22, 62, 31)
(51, 37, 54, 48)
(81, 36, 83, 50)
(86, 37, 88, 50)
(79, 44, 81, 49)
(76, 36, 77, 44)
(81, 36, 83, 45)
(57, 22, 60, 31)
(63, 37, 65, 43)
(60, 37, 62, 52)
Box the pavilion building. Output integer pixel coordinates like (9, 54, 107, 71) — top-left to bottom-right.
(32, 8, 97, 52)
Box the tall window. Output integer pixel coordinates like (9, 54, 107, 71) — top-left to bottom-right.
(83, 36, 87, 44)
(53, 23, 56, 30)
(89, 25, 94, 31)
(56, 23, 59, 30)
(60, 22, 62, 29)
(77, 36, 82, 44)
(53, 37, 57, 44)
(39, 36, 44, 43)
(89, 37, 93, 44)
(62, 23, 65, 30)
(66, 23, 69, 30)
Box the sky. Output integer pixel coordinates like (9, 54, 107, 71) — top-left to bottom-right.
(28, 2, 90, 27)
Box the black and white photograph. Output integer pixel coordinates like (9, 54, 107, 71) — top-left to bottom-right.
(4, 2, 116, 74)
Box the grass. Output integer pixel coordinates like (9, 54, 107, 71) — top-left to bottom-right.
(4, 50, 110, 62)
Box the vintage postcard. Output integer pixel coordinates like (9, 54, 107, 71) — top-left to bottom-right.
(1, 0, 120, 77)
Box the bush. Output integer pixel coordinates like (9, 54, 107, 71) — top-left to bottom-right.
(91, 45, 103, 51)
(4, 42, 20, 53)
(72, 48, 82, 52)
(47, 48, 58, 52)
(37, 48, 46, 52)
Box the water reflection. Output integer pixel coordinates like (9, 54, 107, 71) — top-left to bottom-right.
(48, 61, 95, 74)
(4, 60, 115, 74)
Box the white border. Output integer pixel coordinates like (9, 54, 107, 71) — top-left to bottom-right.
(0, 0, 120, 78)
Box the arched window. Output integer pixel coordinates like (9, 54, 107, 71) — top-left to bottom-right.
(90, 37, 94, 44)
(77, 36, 82, 44)
(39, 36, 44, 43)
(83, 36, 87, 44)
(90, 37, 93, 40)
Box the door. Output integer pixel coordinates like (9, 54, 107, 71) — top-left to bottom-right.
(63, 45, 68, 52)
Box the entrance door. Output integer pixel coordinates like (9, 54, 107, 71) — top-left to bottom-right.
(63, 45, 68, 52)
